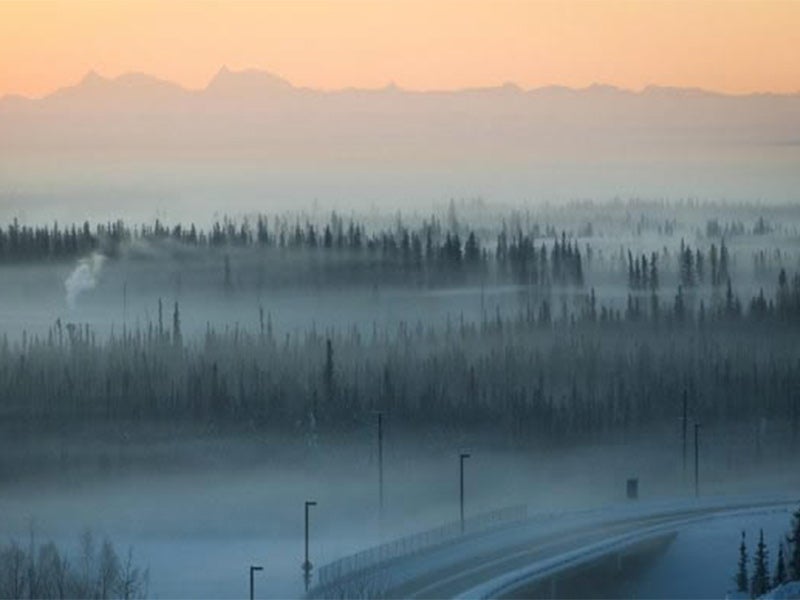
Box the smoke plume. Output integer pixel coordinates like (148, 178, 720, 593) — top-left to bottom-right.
(65, 253, 105, 309)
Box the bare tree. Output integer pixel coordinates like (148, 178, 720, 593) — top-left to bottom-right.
(117, 548, 149, 600)
(98, 539, 121, 600)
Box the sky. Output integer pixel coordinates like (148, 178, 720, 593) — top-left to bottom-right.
(1, 0, 799, 99)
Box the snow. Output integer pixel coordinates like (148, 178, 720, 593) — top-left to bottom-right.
(629, 511, 794, 599)
(310, 494, 798, 599)
(762, 581, 800, 599)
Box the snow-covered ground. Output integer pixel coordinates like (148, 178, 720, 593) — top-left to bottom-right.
(5, 425, 798, 600)
(762, 581, 800, 600)
(626, 510, 795, 599)
(310, 495, 796, 599)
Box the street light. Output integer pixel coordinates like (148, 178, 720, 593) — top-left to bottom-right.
(460, 453, 470, 533)
(694, 423, 701, 497)
(682, 389, 688, 479)
(377, 411, 384, 518)
(302, 500, 317, 591)
(249, 565, 263, 600)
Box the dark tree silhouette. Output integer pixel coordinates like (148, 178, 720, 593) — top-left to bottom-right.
(773, 543, 787, 588)
(751, 529, 770, 598)
(788, 506, 800, 581)
(736, 531, 749, 593)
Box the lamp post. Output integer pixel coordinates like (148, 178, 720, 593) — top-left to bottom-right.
(302, 500, 317, 591)
(682, 389, 688, 479)
(377, 411, 384, 517)
(249, 565, 263, 600)
(694, 423, 701, 497)
(460, 453, 470, 533)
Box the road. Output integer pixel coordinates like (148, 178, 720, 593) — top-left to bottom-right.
(309, 495, 797, 599)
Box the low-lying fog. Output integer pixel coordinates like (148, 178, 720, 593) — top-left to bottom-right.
(3, 425, 799, 598)
(1, 201, 798, 340)
(2, 201, 800, 598)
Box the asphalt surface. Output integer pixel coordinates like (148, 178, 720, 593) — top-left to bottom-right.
(311, 497, 795, 599)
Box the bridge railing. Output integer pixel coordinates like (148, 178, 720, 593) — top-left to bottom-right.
(315, 504, 527, 591)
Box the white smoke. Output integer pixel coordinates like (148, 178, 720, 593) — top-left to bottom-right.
(65, 253, 105, 309)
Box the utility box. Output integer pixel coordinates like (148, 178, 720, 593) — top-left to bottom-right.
(626, 477, 639, 500)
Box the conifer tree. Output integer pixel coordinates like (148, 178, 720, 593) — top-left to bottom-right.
(172, 302, 181, 346)
(650, 252, 659, 291)
(719, 238, 730, 283)
(736, 530, 749, 593)
(710, 243, 719, 286)
(158, 298, 164, 340)
(674, 285, 686, 321)
(323, 338, 335, 408)
(788, 505, 800, 580)
(773, 543, 787, 588)
(751, 529, 770, 598)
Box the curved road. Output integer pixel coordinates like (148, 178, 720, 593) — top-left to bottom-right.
(311, 495, 797, 599)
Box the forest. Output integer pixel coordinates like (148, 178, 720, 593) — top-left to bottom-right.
(2, 201, 800, 599)
(0, 530, 148, 600)
(1, 202, 799, 442)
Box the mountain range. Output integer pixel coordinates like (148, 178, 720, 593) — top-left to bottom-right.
(2, 68, 798, 160)
(1, 68, 798, 219)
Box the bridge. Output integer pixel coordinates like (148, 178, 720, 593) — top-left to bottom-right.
(308, 495, 797, 599)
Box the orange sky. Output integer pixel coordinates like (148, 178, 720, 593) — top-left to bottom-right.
(1, 0, 799, 98)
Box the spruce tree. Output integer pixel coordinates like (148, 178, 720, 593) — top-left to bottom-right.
(751, 529, 770, 598)
(172, 301, 181, 346)
(788, 505, 800, 580)
(736, 530, 749, 593)
(674, 285, 686, 321)
(323, 338, 335, 407)
(773, 543, 787, 588)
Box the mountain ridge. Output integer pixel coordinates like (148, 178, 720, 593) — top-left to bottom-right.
(2, 65, 798, 177)
(3, 67, 798, 103)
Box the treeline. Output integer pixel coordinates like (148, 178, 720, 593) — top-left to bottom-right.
(619, 268, 800, 324)
(733, 506, 800, 597)
(0, 216, 788, 286)
(497, 229, 584, 286)
(0, 215, 476, 263)
(0, 219, 101, 262)
(2, 272, 800, 440)
(0, 215, 587, 288)
(0, 530, 148, 599)
(3, 216, 797, 299)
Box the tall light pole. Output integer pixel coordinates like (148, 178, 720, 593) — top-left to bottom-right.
(303, 500, 317, 591)
(249, 565, 263, 600)
(682, 389, 688, 479)
(694, 423, 701, 497)
(460, 453, 470, 533)
(377, 411, 384, 518)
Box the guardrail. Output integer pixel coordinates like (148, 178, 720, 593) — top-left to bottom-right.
(460, 502, 796, 600)
(313, 504, 527, 593)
